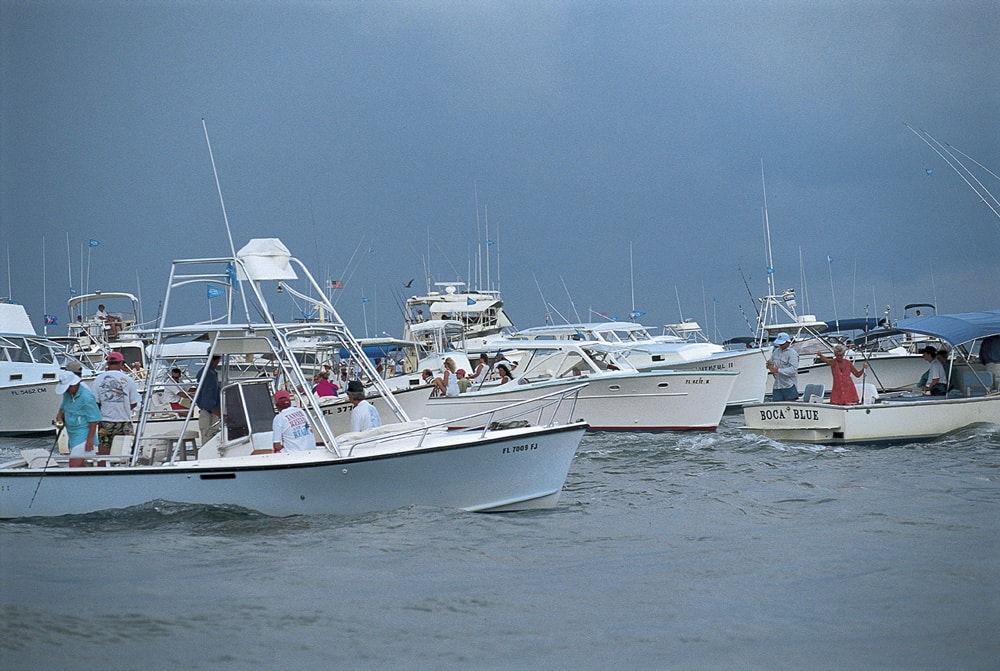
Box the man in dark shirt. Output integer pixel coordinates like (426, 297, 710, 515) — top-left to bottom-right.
(195, 355, 222, 443)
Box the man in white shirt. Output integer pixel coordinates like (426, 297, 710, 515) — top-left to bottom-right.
(93, 351, 140, 459)
(271, 390, 316, 453)
(920, 346, 948, 396)
(347, 380, 381, 433)
(95, 303, 120, 338)
(162, 367, 194, 411)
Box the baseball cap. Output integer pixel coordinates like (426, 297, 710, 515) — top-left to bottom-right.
(274, 390, 291, 404)
(106, 351, 125, 363)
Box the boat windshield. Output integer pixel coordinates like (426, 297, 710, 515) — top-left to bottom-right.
(222, 380, 275, 442)
(0, 336, 59, 364)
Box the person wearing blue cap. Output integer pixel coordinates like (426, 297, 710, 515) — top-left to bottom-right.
(767, 332, 800, 401)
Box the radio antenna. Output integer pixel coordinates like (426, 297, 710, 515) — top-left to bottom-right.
(202, 119, 237, 258)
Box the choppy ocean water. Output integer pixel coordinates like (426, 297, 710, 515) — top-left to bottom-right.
(2, 414, 998, 670)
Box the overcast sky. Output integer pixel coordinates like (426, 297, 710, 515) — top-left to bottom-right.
(2, 1, 998, 341)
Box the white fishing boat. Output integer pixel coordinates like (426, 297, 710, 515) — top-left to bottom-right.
(44, 290, 156, 396)
(0, 239, 588, 518)
(750, 290, 931, 395)
(395, 319, 474, 383)
(0, 302, 66, 435)
(742, 309, 1000, 445)
(511, 321, 767, 407)
(424, 340, 738, 431)
(403, 282, 517, 357)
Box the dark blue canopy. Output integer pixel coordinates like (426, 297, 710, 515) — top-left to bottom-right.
(818, 317, 883, 332)
(897, 309, 1000, 345)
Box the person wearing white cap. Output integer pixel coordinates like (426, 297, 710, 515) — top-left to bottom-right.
(767, 332, 800, 401)
(55, 369, 102, 467)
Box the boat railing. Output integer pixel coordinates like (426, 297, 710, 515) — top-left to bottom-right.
(339, 382, 588, 456)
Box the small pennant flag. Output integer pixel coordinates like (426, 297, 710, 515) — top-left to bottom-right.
(766, 266, 775, 275)
(207, 285, 226, 299)
(629, 310, 646, 320)
(466, 297, 475, 306)
(69, 287, 78, 295)
(487, 239, 495, 247)
(827, 255, 834, 264)
(361, 297, 370, 304)
(44, 314, 58, 326)
(327, 280, 344, 290)
(88, 239, 100, 247)
(225, 263, 240, 292)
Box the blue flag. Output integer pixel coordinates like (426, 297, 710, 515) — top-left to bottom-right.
(361, 297, 370, 304)
(44, 314, 58, 326)
(766, 266, 775, 275)
(207, 285, 226, 299)
(88, 239, 100, 247)
(466, 297, 475, 306)
(225, 263, 240, 292)
(827, 255, 834, 264)
(69, 287, 78, 295)
(630, 310, 646, 320)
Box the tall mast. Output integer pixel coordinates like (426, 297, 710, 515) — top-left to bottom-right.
(761, 159, 776, 300)
(629, 241, 635, 315)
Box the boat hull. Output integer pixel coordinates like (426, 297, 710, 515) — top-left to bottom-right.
(0, 423, 586, 518)
(742, 394, 1000, 445)
(426, 371, 737, 431)
(0, 380, 60, 435)
(639, 348, 769, 407)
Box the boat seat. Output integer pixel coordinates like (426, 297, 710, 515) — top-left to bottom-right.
(855, 383, 878, 404)
(20, 448, 62, 469)
(963, 371, 994, 397)
(802, 383, 825, 403)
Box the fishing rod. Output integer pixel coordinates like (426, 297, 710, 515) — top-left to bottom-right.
(905, 124, 1000, 220)
(531, 272, 551, 325)
(560, 275, 581, 323)
(737, 265, 762, 339)
(29, 423, 64, 508)
(851, 303, 885, 395)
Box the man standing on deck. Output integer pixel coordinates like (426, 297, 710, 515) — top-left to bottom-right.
(767, 332, 800, 401)
(93, 351, 140, 461)
(56, 369, 102, 467)
(195, 355, 222, 444)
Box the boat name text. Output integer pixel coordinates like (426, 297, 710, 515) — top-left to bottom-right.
(757, 408, 821, 421)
